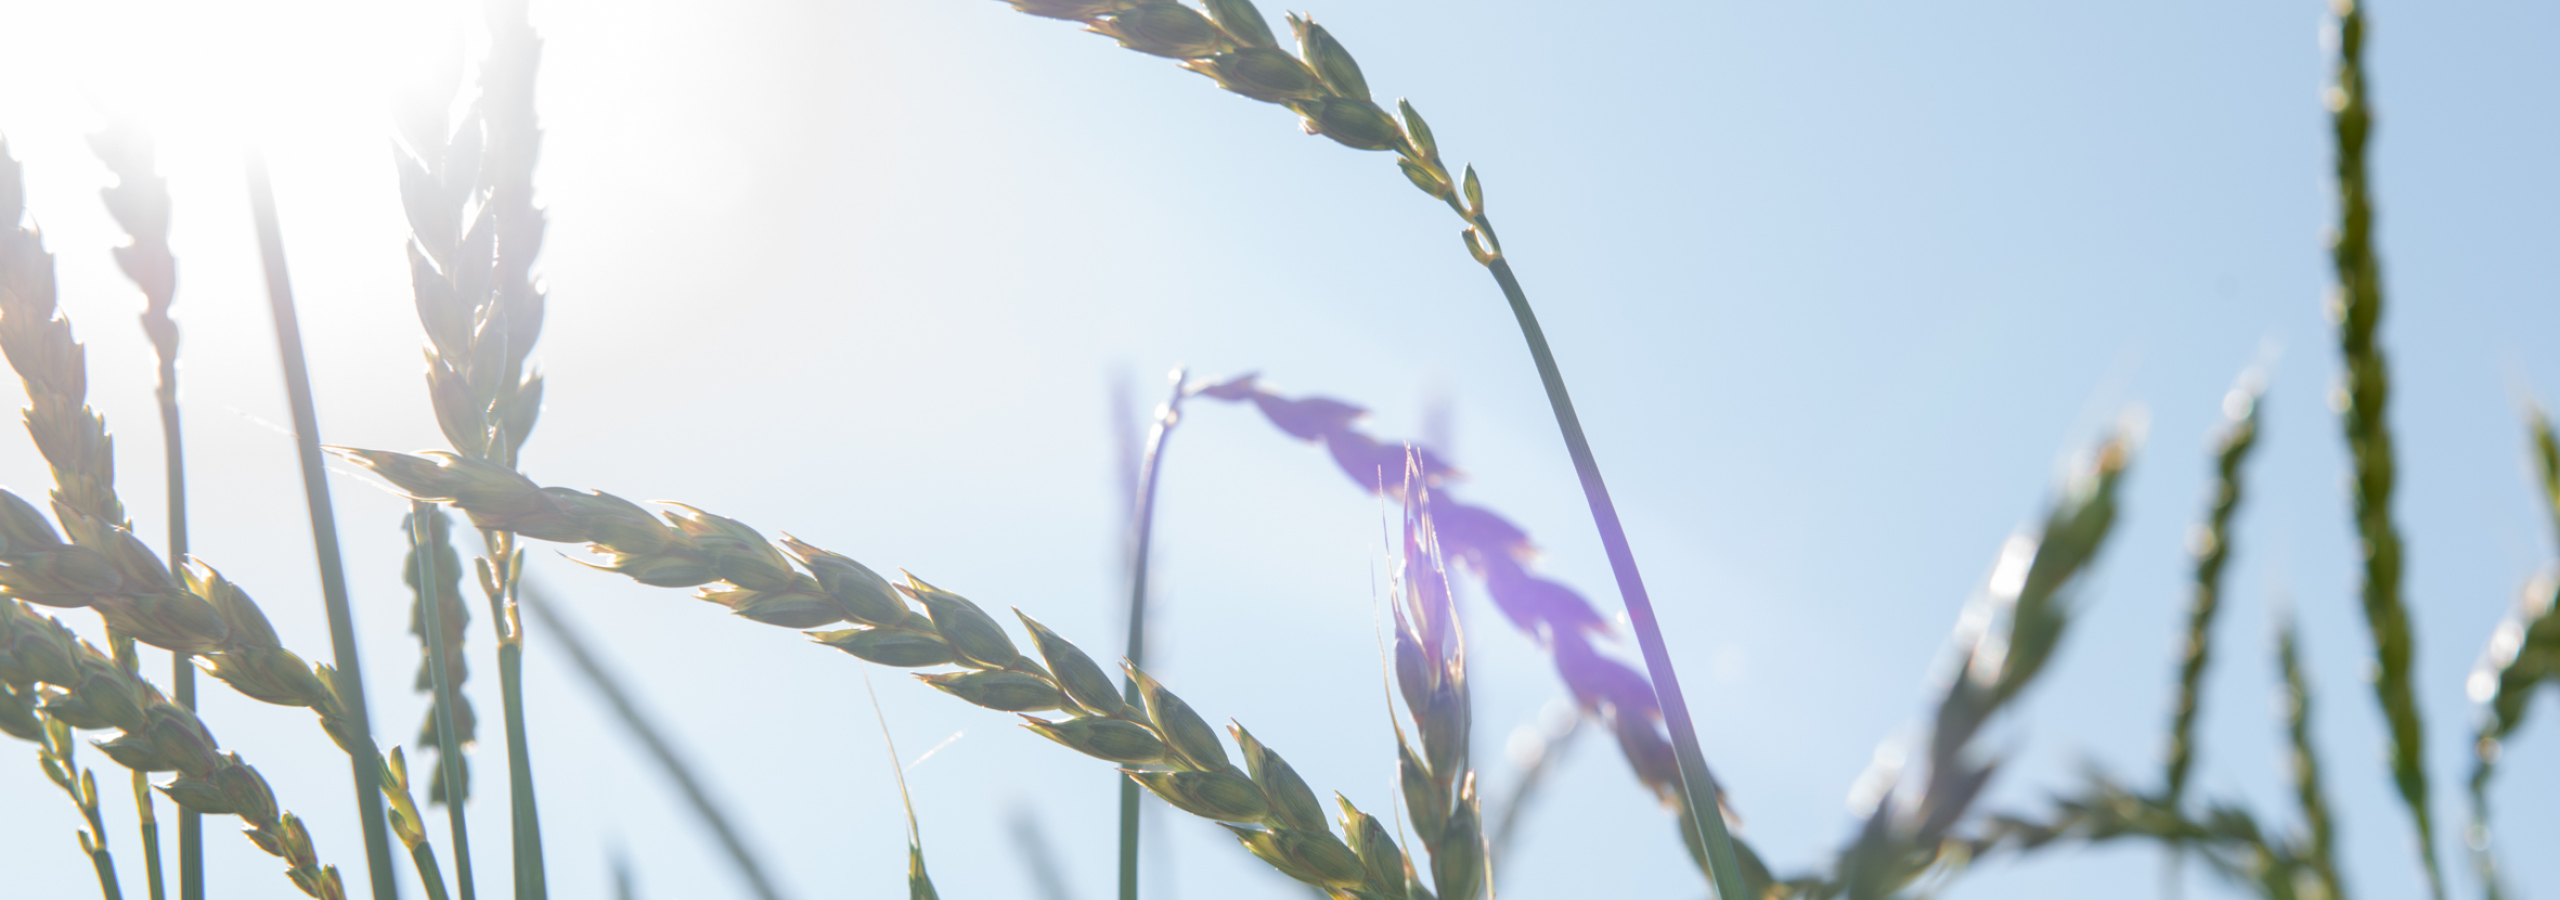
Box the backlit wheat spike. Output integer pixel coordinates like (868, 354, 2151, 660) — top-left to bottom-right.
(2322, 4, 2440, 895)
(1389, 477, 1483, 900)
(0, 601, 345, 899)
(1828, 430, 2134, 899)
(405, 505, 474, 804)
(89, 115, 197, 900)
(331, 444, 1445, 898)
(394, 3, 554, 887)
(2463, 408, 2560, 900)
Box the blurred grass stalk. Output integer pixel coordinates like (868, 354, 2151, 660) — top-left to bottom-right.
(245, 149, 400, 900)
(2322, 4, 2443, 896)
(519, 581, 790, 900)
(1117, 366, 1187, 900)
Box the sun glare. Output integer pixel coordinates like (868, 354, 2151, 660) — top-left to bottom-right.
(0, 0, 466, 213)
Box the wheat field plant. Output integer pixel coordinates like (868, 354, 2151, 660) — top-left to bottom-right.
(0, 0, 2557, 898)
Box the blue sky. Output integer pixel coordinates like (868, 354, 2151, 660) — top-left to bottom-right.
(0, 0, 2555, 898)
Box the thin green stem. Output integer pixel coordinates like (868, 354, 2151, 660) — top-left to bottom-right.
(245, 152, 398, 900)
(520, 583, 788, 900)
(1483, 258, 1747, 900)
(134, 770, 165, 900)
(1117, 367, 1187, 900)
(414, 502, 479, 900)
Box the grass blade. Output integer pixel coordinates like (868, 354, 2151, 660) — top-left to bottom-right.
(519, 582, 791, 900)
(1117, 366, 1187, 900)
(245, 150, 399, 900)
(2322, 5, 2441, 895)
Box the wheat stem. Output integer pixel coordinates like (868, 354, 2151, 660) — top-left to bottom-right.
(89, 122, 199, 900)
(412, 502, 479, 900)
(1118, 366, 1187, 900)
(520, 582, 790, 900)
(1476, 258, 1747, 899)
(245, 151, 398, 900)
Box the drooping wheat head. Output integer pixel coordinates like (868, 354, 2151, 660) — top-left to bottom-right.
(332, 445, 1467, 898)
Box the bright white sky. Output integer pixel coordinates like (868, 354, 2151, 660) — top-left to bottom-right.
(0, 1, 2556, 899)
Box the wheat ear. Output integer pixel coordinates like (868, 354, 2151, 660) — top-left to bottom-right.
(2462, 408, 2560, 900)
(0, 600, 346, 898)
(984, 5, 1743, 889)
(90, 120, 195, 900)
(2322, 5, 2442, 894)
(1387, 476, 1485, 900)
(331, 446, 1460, 898)
(392, 3, 554, 887)
(1826, 431, 2133, 898)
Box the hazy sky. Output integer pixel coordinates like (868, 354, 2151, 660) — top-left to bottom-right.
(0, 1, 2555, 898)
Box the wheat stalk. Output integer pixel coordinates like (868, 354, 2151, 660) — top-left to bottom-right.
(2275, 612, 2344, 899)
(409, 501, 479, 900)
(330, 445, 1476, 898)
(2463, 408, 2560, 900)
(1114, 366, 1187, 900)
(391, 3, 555, 888)
(241, 149, 404, 899)
(1388, 475, 1485, 900)
(2321, 4, 2442, 894)
(89, 120, 194, 900)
